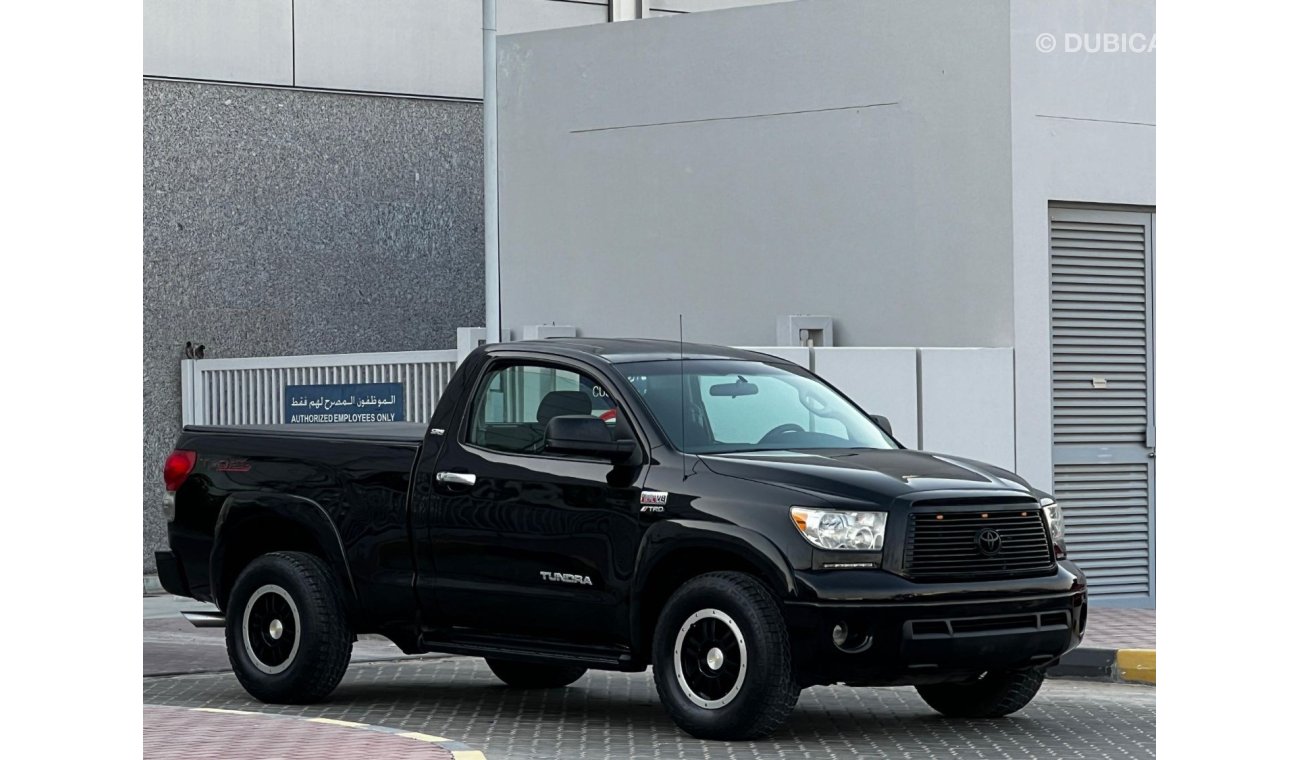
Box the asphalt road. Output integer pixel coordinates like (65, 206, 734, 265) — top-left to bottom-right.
(144, 597, 1155, 760)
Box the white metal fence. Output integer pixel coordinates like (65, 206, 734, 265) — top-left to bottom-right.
(180, 350, 460, 427)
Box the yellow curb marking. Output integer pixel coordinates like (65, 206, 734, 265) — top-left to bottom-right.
(1117, 648, 1156, 684)
(453, 752, 487, 760)
(193, 708, 256, 715)
(307, 717, 369, 728)
(397, 731, 451, 742)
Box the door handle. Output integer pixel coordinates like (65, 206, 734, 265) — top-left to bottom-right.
(437, 471, 477, 486)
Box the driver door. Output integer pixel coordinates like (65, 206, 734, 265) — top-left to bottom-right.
(428, 359, 647, 645)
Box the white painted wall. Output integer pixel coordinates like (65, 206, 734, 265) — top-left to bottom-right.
(500, 0, 608, 36)
(736, 346, 811, 369)
(919, 349, 1016, 471)
(654, 0, 788, 11)
(814, 348, 918, 448)
(1008, 0, 1156, 490)
(497, 0, 1014, 348)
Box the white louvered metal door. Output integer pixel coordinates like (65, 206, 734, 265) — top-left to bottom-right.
(1050, 206, 1155, 608)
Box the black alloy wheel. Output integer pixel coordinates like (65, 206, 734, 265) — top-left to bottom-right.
(242, 584, 300, 674)
(674, 608, 747, 708)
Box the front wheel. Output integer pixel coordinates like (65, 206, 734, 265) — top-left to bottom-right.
(915, 669, 1045, 718)
(651, 572, 799, 740)
(225, 551, 353, 704)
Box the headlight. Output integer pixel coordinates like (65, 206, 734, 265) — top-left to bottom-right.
(1040, 498, 1064, 541)
(1040, 497, 1066, 557)
(790, 507, 887, 551)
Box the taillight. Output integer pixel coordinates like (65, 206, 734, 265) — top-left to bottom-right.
(164, 450, 197, 492)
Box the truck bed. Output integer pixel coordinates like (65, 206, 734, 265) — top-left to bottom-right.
(169, 422, 427, 604)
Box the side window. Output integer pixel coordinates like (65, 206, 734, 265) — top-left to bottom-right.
(468, 363, 616, 454)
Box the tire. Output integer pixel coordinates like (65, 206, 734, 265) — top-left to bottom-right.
(651, 571, 799, 740)
(225, 551, 353, 704)
(915, 669, 1045, 718)
(485, 658, 587, 688)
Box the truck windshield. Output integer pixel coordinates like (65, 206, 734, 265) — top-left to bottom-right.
(620, 359, 898, 454)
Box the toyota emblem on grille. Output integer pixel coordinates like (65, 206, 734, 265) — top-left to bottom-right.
(975, 528, 1002, 556)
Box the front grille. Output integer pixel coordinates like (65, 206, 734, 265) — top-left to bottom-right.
(903, 507, 1055, 581)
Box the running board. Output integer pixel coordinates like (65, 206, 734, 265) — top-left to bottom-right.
(419, 632, 640, 671)
(182, 610, 226, 628)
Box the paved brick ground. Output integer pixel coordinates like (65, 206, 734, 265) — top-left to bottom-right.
(1081, 609, 1156, 650)
(144, 704, 457, 759)
(144, 656, 1155, 759)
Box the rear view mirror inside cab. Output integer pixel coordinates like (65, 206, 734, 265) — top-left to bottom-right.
(709, 377, 759, 398)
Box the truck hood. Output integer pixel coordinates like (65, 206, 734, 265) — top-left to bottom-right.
(699, 448, 1036, 506)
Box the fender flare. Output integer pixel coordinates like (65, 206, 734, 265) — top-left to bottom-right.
(209, 492, 357, 607)
(628, 519, 796, 653)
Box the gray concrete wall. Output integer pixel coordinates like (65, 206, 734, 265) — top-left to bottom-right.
(496, 0, 1014, 347)
(1008, 0, 1156, 490)
(143, 80, 484, 570)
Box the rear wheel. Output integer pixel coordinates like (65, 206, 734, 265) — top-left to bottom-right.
(915, 669, 1045, 718)
(651, 572, 799, 740)
(225, 551, 353, 703)
(485, 659, 587, 688)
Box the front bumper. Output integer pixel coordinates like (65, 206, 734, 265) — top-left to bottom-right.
(784, 563, 1087, 687)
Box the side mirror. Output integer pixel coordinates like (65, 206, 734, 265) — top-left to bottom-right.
(870, 414, 893, 437)
(544, 415, 635, 462)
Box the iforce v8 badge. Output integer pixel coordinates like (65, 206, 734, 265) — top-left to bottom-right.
(640, 491, 669, 512)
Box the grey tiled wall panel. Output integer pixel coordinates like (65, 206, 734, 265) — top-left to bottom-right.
(650, 0, 789, 12)
(143, 80, 485, 570)
(142, 0, 781, 96)
(499, 0, 607, 36)
(294, 0, 607, 99)
(144, 0, 294, 85)
(295, 0, 483, 98)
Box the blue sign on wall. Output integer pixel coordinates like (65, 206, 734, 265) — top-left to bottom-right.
(285, 383, 405, 424)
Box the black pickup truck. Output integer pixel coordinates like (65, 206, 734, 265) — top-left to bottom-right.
(157, 338, 1085, 739)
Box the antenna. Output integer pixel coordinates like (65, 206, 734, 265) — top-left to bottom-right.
(679, 314, 687, 480)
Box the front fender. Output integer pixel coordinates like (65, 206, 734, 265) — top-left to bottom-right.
(634, 519, 797, 597)
(210, 492, 357, 608)
(629, 519, 796, 653)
